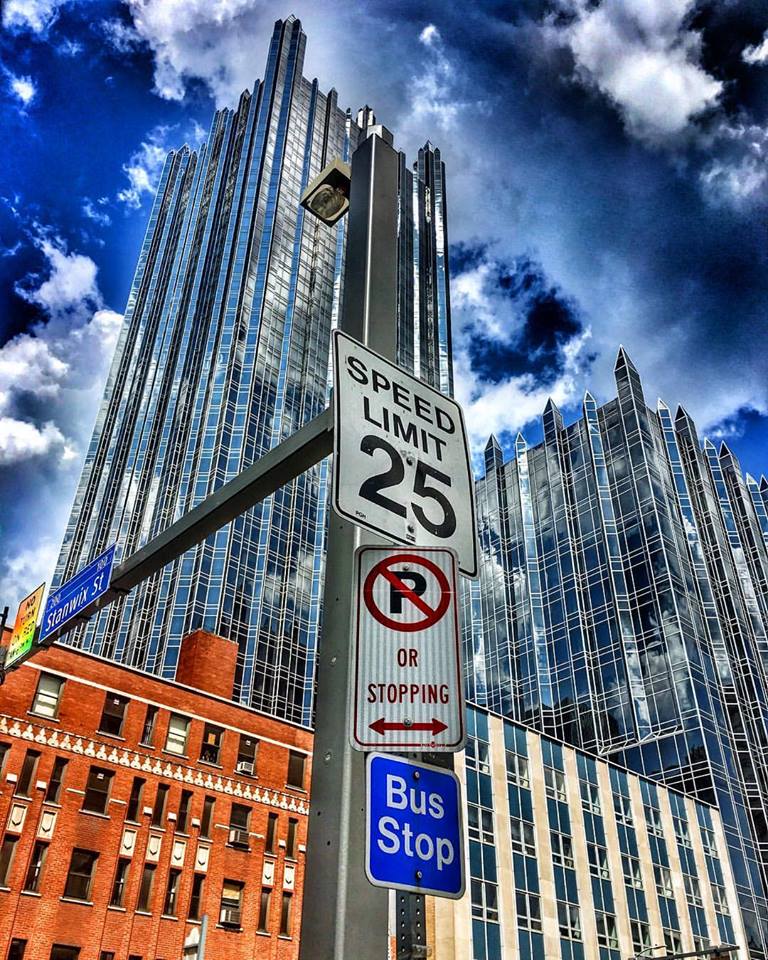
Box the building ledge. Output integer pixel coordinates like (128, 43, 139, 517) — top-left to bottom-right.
(60, 897, 93, 906)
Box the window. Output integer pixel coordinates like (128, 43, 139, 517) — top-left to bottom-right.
(614, 792, 633, 824)
(674, 817, 692, 847)
(684, 874, 702, 907)
(596, 914, 619, 950)
(237, 735, 258, 774)
(258, 887, 271, 932)
(557, 902, 582, 940)
(188, 874, 205, 921)
(110, 859, 130, 907)
(99, 693, 129, 737)
(8, 941, 26, 960)
(140, 705, 159, 746)
(177, 790, 192, 833)
(280, 892, 293, 937)
(0, 836, 18, 886)
(99, 954, 115, 960)
(163, 869, 181, 916)
(286, 818, 298, 858)
(63, 849, 98, 901)
(265, 812, 278, 854)
(16, 750, 40, 796)
(468, 804, 494, 844)
(631, 920, 652, 954)
(580, 780, 601, 813)
(0, 743, 9, 776)
(712, 884, 730, 915)
(664, 931, 683, 955)
(470, 879, 499, 922)
(50, 949, 80, 960)
(588, 844, 610, 879)
(82, 767, 113, 815)
(544, 766, 566, 801)
(551, 832, 574, 869)
(229, 803, 250, 848)
(287, 751, 305, 789)
(645, 804, 664, 836)
(516, 892, 542, 932)
(622, 854, 643, 889)
(31, 673, 64, 718)
(465, 737, 490, 773)
(23, 840, 48, 892)
(200, 796, 215, 838)
(164, 714, 190, 756)
(506, 751, 529, 787)
(45, 757, 68, 804)
(152, 784, 169, 827)
(137, 863, 156, 912)
(701, 826, 717, 856)
(200, 724, 223, 765)
(510, 818, 536, 857)
(655, 865, 673, 899)
(126, 778, 145, 821)
(220, 880, 243, 928)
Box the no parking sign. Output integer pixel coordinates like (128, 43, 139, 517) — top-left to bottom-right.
(350, 545, 465, 752)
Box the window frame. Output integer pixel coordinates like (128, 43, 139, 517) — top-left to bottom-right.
(286, 751, 306, 790)
(30, 673, 64, 719)
(63, 848, 98, 902)
(98, 692, 129, 738)
(164, 714, 190, 757)
(82, 766, 114, 815)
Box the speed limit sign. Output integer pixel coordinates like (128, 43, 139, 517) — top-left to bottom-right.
(332, 330, 478, 577)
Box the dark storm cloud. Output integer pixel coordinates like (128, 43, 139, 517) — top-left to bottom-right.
(455, 247, 586, 388)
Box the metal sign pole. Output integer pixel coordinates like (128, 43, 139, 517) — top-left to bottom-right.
(298, 133, 399, 958)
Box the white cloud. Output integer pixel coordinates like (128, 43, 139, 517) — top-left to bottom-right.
(117, 127, 169, 209)
(0, 418, 67, 465)
(16, 232, 101, 318)
(9, 74, 36, 107)
(1, 0, 66, 32)
(743, 32, 768, 66)
(102, 17, 143, 53)
(419, 24, 440, 47)
(699, 121, 768, 206)
(82, 198, 112, 227)
(0, 229, 122, 608)
(546, 0, 722, 143)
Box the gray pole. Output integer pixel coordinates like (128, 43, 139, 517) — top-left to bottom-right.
(198, 914, 208, 960)
(299, 131, 399, 959)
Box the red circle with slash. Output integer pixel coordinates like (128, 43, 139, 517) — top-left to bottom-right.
(363, 553, 451, 633)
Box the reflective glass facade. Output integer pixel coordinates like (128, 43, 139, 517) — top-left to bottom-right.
(465, 348, 768, 954)
(54, 17, 451, 727)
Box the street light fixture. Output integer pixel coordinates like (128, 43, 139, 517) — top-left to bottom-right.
(300, 157, 351, 225)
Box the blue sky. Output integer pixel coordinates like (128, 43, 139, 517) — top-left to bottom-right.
(1, 0, 767, 608)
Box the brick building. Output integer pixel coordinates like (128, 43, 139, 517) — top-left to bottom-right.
(0, 629, 312, 960)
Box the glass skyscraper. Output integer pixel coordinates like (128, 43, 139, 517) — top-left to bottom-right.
(53, 16, 451, 727)
(465, 347, 768, 955)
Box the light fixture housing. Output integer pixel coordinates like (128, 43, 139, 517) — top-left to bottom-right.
(300, 158, 352, 225)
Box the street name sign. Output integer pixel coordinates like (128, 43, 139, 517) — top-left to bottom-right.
(5, 583, 45, 669)
(40, 544, 116, 644)
(351, 546, 465, 752)
(332, 329, 478, 577)
(366, 753, 465, 899)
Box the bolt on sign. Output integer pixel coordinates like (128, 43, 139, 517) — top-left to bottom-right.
(332, 329, 478, 578)
(350, 546, 465, 752)
(5, 583, 45, 669)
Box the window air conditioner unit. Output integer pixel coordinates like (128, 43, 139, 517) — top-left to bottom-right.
(228, 827, 249, 848)
(220, 907, 242, 927)
(236, 761, 254, 775)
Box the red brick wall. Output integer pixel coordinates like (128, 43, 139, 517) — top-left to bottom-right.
(0, 641, 313, 960)
(175, 629, 238, 701)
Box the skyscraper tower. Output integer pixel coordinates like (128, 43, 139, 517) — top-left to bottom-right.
(465, 348, 768, 955)
(53, 17, 452, 727)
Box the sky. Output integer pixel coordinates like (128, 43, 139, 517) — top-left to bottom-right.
(0, 0, 767, 610)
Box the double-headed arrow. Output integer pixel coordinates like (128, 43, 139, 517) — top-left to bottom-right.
(369, 717, 448, 736)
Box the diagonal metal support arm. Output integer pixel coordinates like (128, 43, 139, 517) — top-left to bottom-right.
(31, 408, 333, 651)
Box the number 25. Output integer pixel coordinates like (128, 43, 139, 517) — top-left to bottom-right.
(358, 436, 456, 538)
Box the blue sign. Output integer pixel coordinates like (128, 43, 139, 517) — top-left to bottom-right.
(40, 544, 116, 643)
(366, 753, 465, 899)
